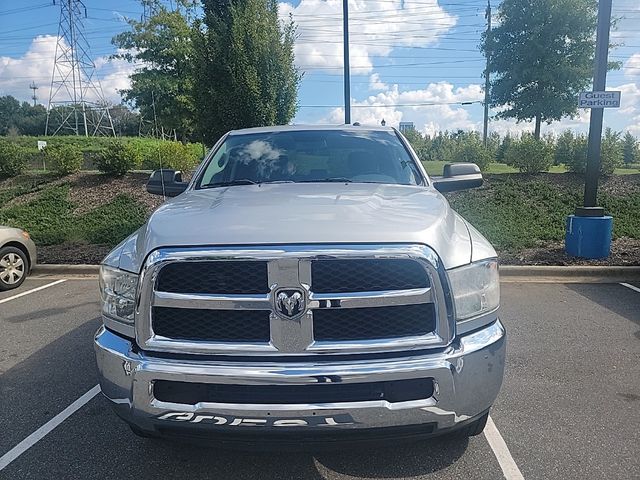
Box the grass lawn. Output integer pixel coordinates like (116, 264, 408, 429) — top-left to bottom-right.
(421, 161, 640, 176)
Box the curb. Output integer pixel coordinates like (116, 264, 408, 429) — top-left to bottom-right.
(31, 264, 640, 283)
(499, 265, 640, 283)
(32, 264, 100, 276)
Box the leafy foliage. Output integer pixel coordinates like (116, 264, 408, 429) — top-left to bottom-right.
(504, 134, 554, 173)
(148, 141, 202, 172)
(481, 0, 603, 138)
(44, 144, 83, 176)
(193, 0, 302, 142)
(622, 132, 639, 165)
(112, 1, 197, 142)
(565, 128, 623, 175)
(0, 140, 27, 177)
(452, 134, 493, 171)
(96, 141, 143, 176)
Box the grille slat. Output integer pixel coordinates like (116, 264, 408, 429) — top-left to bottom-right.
(153, 307, 270, 342)
(312, 259, 429, 293)
(313, 304, 436, 341)
(154, 378, 434, 404)
(156, 261, 268, 294)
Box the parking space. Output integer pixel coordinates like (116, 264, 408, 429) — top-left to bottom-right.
(1, 278, 639, 479)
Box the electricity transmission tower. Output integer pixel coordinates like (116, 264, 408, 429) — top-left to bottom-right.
(45, 0, 115, 136)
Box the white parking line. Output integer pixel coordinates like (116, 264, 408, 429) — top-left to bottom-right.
(0, 279, 67, 305)
(0, 385, 100, 471)
(620, 282, 640, 294)
(484, 415, 525, 480)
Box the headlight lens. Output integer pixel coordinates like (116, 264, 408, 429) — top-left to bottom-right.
(99, 265, 139, 324)
(447, 259, 499, 321)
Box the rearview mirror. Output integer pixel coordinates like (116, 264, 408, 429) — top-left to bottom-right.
(432, 163, 483, 193)
(146, 169, 188, 197)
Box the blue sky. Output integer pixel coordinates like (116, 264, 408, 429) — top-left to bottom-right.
(1, 0, 640, 136)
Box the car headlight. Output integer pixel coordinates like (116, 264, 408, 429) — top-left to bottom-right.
(447, 259, 499, 321)
(99, 265, 139, 324)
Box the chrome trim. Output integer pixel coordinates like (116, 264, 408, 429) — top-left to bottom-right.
(103, 315, 135, 339)
(136, 244, 454, 356)
(152, 291, 271, 311)
(94, 320, 505, 432)
(309, 287, 432, 309)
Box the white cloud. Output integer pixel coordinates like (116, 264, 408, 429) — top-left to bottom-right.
(623, 53, 640, 78)
(279, 0, 457, 75)
(0, 36, 133, 106)
(323, 81, 483, 134)
(369, 73, 388, 92)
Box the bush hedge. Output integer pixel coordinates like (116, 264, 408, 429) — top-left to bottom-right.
(0, 140, 26, 177)
(44, 144, 83, 175)
(504, 135, 553, 173)
(96, 141, 142, 176)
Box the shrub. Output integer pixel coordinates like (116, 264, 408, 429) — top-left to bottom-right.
(452, 138, 493, 171)
(0, 141, 26, 177)
(146, 141, 201, 172)
(44, 144, 83, 175)
(555, 130, 575, 166)
(96, 141, 142, 176)
(504, 134, 553, 174)
(566, 129, 623, 176)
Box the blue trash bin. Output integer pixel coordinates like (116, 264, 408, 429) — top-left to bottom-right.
(565, 215, 613, 259)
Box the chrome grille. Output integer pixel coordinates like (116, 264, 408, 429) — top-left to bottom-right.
(136, 245, 453, 355)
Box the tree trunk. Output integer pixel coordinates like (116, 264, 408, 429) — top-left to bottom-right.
(534, 114, 542, 140)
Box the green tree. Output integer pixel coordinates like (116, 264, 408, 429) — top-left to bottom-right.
(482, 0, 606, 139)
(555, 130, 576, 165)
(112, 1, 197, 141)
(495, 134, 512, 163)
(622, 131, 639, 164)
(193, 0, 301, 142)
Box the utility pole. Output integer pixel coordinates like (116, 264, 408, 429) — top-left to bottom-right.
(29, 82, 38, 107)
(343, 0, 351, 125)
(581, 0, 613, 214)
(482, 0, 491, 147)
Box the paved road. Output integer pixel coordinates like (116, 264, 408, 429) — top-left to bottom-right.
(1, 278, 639, 479)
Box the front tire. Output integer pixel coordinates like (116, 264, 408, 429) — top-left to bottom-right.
(0, 246, 29, 291)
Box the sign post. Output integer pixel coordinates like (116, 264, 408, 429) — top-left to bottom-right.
(565, 0, 615, 259)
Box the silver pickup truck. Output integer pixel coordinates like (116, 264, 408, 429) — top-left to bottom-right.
(94, 125, 505, 447)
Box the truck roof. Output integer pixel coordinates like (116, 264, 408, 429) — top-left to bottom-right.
(228, 124, 395, 136)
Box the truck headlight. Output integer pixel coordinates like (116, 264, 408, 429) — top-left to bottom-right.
(99, 265, 139, 324)
(447, 259, 499, 321)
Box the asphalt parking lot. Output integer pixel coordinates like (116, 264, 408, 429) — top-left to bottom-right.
(1, 277, 639, 479)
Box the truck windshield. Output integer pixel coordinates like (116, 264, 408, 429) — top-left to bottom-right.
(196, 130, 423, 188)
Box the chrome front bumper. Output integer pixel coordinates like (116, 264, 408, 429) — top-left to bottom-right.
(94, 320, 505, 440)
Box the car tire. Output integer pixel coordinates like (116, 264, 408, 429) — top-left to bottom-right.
(0, 246, 29, 291)
(453, 411, 489, 438)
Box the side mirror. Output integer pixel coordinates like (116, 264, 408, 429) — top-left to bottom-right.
(432, 163, 483, 193)
(146, 169, 188, 197)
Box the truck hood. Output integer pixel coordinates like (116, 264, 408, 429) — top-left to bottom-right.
(109, 183, 477, 272)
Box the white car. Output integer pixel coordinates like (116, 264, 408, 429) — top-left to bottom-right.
(0, 226, 37, 291)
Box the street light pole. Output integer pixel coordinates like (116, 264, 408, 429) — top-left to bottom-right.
(343, 0, 351, 124)
(580, 0, 613, 215)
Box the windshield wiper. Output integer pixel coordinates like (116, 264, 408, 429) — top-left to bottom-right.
(202, 179, 258, 188)
(299, 177, 353, 183)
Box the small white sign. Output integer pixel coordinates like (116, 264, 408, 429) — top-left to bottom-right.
(37, 140, 47, 151)
(578, 91, 621, 108)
